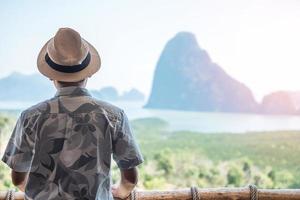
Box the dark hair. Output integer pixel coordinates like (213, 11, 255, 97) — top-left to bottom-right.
(57, 79, 86, 87)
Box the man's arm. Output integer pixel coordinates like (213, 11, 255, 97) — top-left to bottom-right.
(111, 110, 143, 199)
(11, 170, 28, 192)
(112, 167, 138, 199)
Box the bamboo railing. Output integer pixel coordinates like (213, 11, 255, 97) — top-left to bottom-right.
(1, 186, 300, 200)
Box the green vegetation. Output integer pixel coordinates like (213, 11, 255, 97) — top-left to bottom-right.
(0, 114, 15, 191)
(1, 115, 300, 191)
(130, 118, 300, 189)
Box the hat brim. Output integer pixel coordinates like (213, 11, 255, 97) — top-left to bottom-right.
(37, 38, 101, 82)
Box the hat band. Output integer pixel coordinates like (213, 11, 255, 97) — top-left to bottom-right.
(45, 52, 91, 73)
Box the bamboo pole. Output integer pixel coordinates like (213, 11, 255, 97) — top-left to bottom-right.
(1, 187, 300, 200)
(126, 188, 300, 200)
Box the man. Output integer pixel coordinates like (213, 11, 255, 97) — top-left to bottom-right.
(1, 28, 144, 200)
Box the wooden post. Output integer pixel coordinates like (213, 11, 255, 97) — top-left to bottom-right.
(1, 187, 300, 200)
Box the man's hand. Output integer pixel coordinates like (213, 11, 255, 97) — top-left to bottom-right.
(112, 167, 138, 199)
(111, 183, 133, 199)
(16, 183, 26, 192)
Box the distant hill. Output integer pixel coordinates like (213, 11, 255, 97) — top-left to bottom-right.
(91, 86, 145, 101)
(145, 32, 259, 113)
(91, 87, 145, 101)
(90, 86, 119, 101)
(287, 91, 300, 111)
(260, 91, 297, 115)
(0, 72, 55, 102)
(120, 89, 145, 101)
(0, 73, 144, 102)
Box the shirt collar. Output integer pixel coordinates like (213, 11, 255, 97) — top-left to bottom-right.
(55, 86, 91, 97)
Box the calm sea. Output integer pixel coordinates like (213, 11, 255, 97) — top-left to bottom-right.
(1, 100, 300, 133)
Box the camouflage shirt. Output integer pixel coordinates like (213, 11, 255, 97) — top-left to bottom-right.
(1, 86, 144, 200)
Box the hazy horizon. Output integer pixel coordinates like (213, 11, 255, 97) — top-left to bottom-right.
(1, 0, 300, 101)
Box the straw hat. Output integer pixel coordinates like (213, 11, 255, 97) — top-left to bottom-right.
(37, 27, 101, 82)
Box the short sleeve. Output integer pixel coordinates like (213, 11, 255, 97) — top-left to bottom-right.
(1, 112, 35, 172)
(112, 110, 144, 169)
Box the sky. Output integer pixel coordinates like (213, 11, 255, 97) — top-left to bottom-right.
(0, 0, 300, 102)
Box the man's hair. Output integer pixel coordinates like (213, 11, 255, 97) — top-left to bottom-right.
(57, 79, 86, 87)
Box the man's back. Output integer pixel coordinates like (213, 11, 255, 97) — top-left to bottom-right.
(2, 86, 143, 199)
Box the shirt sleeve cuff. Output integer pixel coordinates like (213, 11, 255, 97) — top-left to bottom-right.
(117, 156, 144, 170)
(1, 154, 30, 172)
